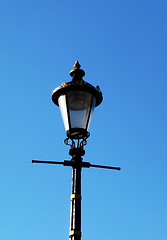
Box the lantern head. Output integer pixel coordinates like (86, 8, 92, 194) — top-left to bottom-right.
(52, 61, 103, 140)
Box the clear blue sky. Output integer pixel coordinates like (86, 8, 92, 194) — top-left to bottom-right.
(0, 0, 167, 239)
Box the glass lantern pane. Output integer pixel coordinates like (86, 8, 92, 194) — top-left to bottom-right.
(58, 95, 69, 131)
(67, 91, 93, 129)
(87, 96, 96, 130)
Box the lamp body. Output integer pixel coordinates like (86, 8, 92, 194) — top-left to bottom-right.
(52, 63, 103, 140)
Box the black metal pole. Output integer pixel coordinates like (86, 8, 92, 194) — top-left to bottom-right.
(32, 148, 120, 240)
(69, 148, 84, 240)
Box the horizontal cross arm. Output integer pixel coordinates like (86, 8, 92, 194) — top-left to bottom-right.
(89, 163, 121, 171)
(32, 160, 121, 171)
(32, 160, 64, 165)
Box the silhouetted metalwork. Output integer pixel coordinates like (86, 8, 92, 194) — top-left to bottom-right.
(32, 61, 120, 240)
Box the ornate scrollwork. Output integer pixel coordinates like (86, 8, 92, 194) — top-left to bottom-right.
(64, 132, 90, 150)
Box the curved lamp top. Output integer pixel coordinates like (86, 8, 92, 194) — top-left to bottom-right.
(52, 61, 103, 107)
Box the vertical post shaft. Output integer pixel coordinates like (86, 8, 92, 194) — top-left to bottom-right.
(69, 150, 83, 240)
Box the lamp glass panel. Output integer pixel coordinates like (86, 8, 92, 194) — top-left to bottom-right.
(67, 91, 93, 130)
(58, 95, 69, 131)
(87, 96, 96, 130)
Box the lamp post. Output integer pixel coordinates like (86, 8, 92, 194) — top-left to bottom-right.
(32, 61, 120, 240)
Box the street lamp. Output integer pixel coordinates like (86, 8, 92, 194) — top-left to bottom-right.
(32, 61, 120, 240)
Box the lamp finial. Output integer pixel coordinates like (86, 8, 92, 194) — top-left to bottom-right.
(74, 61, 81, 69)
(70, 61, 85, 78)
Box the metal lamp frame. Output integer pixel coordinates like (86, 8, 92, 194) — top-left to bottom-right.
(32, 61, 120, 240)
